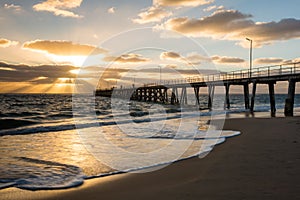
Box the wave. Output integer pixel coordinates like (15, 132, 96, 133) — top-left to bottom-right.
(47, 113, 73, 119)
(0, 157, 84, 191)
(0, 107, 266, 136)
(0, 130, 239, 191)
(0, 119, 37, 130)
(138, 130, 241, 140)
(0, 104, 298, 136)
(0, 111, 44, 118)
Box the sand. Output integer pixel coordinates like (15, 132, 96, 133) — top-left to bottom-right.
(1, 117, 299, 200)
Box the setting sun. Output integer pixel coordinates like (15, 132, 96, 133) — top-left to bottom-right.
(49, 55, 87, 66)
(70, 69, 80, 74)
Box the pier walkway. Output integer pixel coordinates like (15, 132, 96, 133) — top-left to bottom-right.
(96, 62, 300, 117)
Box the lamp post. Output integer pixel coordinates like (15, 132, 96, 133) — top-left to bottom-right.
(246, 38, 253, 78)
(132, 75, 135, 88)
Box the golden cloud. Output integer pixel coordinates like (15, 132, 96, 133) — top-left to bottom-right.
(23, 40, 107, 56)
(33, 0, 83, 18)
(133, 0, 213, 24)
(154, 0, 213, 7)
(133, 5, 172, 24)
(211, 55, 245, 64)
(0, 38, 18, 48)
(163, 9, 300, 47)
(103, 54, 150, 63)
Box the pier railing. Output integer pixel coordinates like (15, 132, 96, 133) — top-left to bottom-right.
(150, 62, 300, 85)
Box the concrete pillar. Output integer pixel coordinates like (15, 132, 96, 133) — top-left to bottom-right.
(250, 82, 257, 112)
(171, 87, 176, 105)
(268, 83, 276, 117)
(243, 84, 250, 109)
(164, 88, 168, 103)
(180, 87, 187, 105)
(194, 86, 200, 105)
(224, 84, 230, 109)
(284, 80, 296, 117)
(208, 85, 215, 110)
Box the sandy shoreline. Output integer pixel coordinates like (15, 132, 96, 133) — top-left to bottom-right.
(1, 116, 299, 200)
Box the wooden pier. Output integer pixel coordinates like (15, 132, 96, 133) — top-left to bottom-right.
(96, 62, 300, 117)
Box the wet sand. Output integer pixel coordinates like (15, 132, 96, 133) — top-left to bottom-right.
(1, 117, 299, 200)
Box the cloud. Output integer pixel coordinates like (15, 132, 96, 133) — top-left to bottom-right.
(108, 7, 115, 14)
(133, 0, 214, 24)
(160, 51, 210, 65)
(211, 55, 245, 64)
(4, 3, 22, 11)
(253, 57, 300, 67)
(185, 52, 211, 64)
(23, 40, 107, 56)
(203, 5, 224, 12)
(140, 66, 219, 76)
(292, 58, 300, 63)
(254, 57, 300, 65)
(133, 5, 172, 24)
(0, 61, 77, 83)
(162, 9, 300, 47)
(254, 57, 285, 65)
(0, 62, 131, 88)
(163, 10, 252, 37)
(103, 53, 150, 63)
(154, 0, 213, 7)
(33, 0, 83, 18)
(160, 51, 181, 60)
(0, 38, 19, 48)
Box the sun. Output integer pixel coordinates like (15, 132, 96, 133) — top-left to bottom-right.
(49, 55, 87, 66)
(70, 69, 80, 74)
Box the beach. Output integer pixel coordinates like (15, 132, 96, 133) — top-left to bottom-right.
(1, 116, 299, 200)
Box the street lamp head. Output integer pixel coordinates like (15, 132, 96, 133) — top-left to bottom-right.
(246, 37, 252, 41)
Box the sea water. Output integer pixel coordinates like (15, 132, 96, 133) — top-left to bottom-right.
(0, 93, 299, 190)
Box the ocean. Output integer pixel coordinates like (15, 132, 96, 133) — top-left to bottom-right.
(0, 93, 299, 190)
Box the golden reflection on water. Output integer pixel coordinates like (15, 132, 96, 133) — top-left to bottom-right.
(0, 129, 112, 177)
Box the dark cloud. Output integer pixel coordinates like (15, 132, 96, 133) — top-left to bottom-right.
(160, 51, 210, 65)
(0, 62, 77, 83)
(254, 58, 285, 65)
(0, 62, 129, 85)
(163, 9, 300, 47)
(160, 51, 181, 59)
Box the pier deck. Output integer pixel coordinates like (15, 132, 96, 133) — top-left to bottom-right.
(96, 62, 300, 116)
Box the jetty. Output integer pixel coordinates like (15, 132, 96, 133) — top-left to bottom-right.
(96, 62, 300, 117)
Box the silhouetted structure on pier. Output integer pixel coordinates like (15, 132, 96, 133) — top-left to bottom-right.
(96, 62, 300, 117)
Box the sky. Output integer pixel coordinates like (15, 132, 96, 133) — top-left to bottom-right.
(0, 0, 299, 93)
